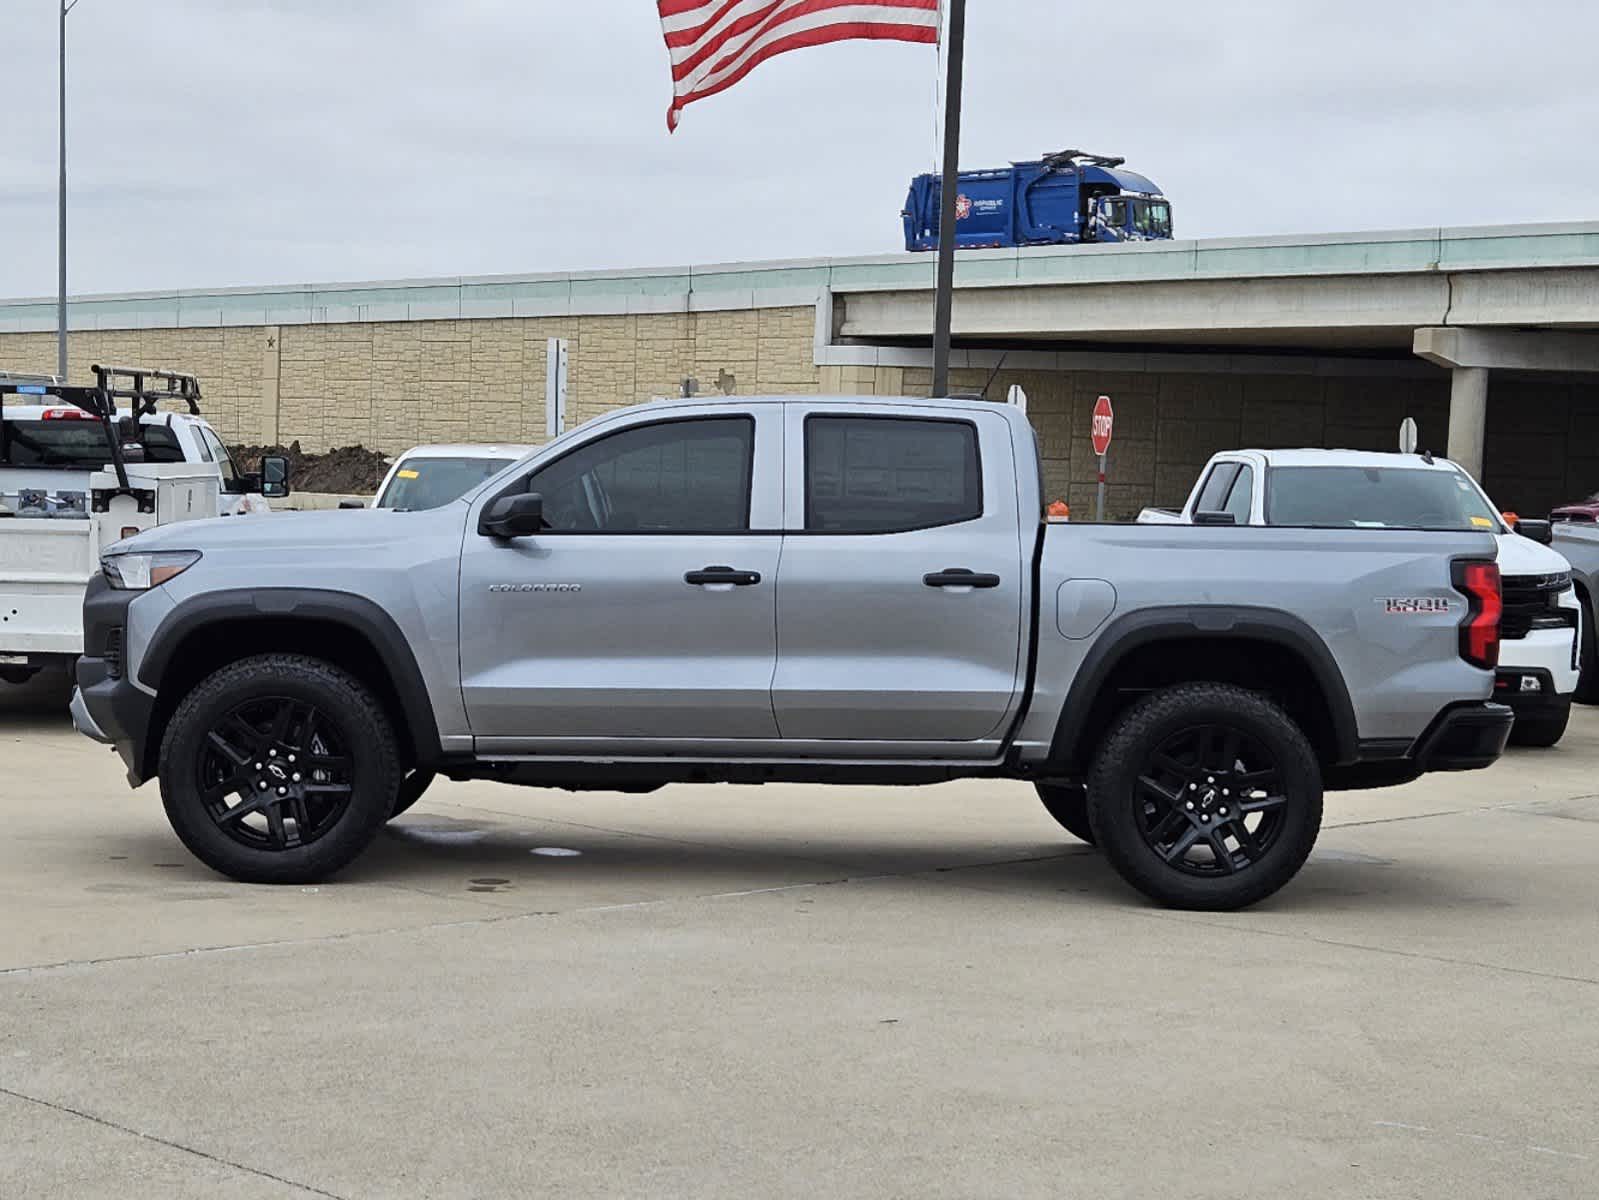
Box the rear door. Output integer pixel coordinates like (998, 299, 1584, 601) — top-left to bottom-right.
(457, 404, 784, 750)
(771, 404, 1025, 748)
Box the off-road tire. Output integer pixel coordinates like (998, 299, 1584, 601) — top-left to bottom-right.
(1034, 782, 1095, 845)
(1087, 682, 1323, 911)
(159, 654, 401, 883)
(1509, 700, 1571, 749)
(390, 769, 437, 818)
(1574, 600, 1599, 705)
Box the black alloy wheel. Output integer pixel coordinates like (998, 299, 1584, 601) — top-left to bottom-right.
(159, 654, 400, 883)
(197, 697, 354, 851)
(1086, 682, 1322, 911)
(1134, 723, 1288, 877)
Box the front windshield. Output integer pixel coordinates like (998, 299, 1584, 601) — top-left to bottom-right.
(1132, 199, 1172, 237)
(375, 456, 512, 511)
(1266, 466, 1504, 531)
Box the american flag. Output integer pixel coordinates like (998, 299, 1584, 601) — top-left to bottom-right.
(658, 0, 941, 131)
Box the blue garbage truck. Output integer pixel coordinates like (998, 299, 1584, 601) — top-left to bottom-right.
(903, 150, 1173, 251)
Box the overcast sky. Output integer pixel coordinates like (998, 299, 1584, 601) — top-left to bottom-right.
(3, 1, 1596, 298)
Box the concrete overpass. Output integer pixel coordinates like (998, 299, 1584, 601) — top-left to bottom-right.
(2, 220, 1597, 515)
(823, 221, 1599, 479)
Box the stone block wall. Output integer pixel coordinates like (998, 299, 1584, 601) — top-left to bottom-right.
(0, 307, 823, 455)
(2, 314, 1592, 514)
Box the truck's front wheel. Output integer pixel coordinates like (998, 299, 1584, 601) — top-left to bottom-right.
(158, 655, 401, 884)
(1086, 683, 1322, 911)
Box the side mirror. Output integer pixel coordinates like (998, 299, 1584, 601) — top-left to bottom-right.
(260, 454, 292, 499)
(1193, 510, 1238, 526)
(1514, 518, 1553, 545)
(338, 498, 367, 510)
(479, 492, 544, 539)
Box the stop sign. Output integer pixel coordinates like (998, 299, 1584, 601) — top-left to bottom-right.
(1091, 395, 1114, 456)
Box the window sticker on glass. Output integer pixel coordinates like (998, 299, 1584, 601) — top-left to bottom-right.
(397, 469, 420, 479)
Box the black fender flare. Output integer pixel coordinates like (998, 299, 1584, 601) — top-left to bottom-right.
(1047, 605, 1360, 768)
(139, 587, 445, 765)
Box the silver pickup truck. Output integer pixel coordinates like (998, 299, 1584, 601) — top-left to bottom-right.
(71, 396, 1514, 910)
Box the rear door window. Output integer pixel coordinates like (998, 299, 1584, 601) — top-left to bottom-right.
(804, 416, 981, 534)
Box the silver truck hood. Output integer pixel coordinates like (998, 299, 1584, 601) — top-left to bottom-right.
(118, 502, 467, 555)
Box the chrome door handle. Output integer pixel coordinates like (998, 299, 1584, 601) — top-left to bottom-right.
(685, 565, 762, 586)
(923, 568, 1001, 589)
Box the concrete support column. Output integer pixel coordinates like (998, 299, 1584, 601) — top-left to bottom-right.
(1446, 366, 1489, 480)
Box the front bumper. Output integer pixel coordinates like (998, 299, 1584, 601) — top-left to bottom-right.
(70, 686, 110, 742)
(74, 575, 154, 784)
(1498, 622, 1579, 700)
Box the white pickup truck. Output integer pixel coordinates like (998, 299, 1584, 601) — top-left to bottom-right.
(1142, 448, 1581, 747)
(0, 366, 289, 685)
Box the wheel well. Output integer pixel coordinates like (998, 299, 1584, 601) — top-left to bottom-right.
(1061, 636, 1343, 771)
(1573, 577, 1594, 633)
(143, 618, 420, 780)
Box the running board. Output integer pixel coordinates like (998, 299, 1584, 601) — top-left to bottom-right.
(452, 755, 1010, 790)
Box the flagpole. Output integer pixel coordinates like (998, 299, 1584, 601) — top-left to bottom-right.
(930, 0, 965, 397)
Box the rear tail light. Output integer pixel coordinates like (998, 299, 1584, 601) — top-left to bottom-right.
(1453, 560, 1502, 670)
(40, 408, 95, 421)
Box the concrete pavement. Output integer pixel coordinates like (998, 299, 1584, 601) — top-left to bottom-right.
(1, 667, 1595, 1198)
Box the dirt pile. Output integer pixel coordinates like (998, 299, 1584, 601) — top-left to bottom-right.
(230, 443, 391, 495)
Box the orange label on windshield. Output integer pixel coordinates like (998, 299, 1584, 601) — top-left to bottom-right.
(396, 469, 419, 479)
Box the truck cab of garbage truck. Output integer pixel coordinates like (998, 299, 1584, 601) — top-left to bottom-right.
(1090, 193, 1173, 242)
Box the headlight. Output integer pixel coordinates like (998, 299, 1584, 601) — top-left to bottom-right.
(102, 550, 202, 590)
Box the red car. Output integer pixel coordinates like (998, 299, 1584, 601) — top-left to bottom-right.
(1551, 494, 1599, 523)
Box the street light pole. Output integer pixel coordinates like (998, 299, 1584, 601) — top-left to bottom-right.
(58, 0, 81, 381)
(929, 0, 966, 398)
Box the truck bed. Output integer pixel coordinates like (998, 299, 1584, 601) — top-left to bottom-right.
(1013, 520, 1502, 755)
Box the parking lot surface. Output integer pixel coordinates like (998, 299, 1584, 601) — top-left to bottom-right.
(2, 667, 1596, 1199)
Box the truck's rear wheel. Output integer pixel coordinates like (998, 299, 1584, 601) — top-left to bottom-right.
(1574, 600, 1599, 705)
(158, 654, 401, 884)
(1034, 783, 1095, 845)
(1086, 683, 1322, 911)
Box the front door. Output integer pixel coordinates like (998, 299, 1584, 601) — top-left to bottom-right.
(459, 406, 783, 751)
(770, 405, 1025, 748)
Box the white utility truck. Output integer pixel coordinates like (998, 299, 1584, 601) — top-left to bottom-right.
(0, 365, 289, 685)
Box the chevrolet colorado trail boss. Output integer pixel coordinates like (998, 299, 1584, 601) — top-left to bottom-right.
(72, 396, 1513, 910)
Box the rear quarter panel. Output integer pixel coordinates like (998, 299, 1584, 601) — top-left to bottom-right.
(1015, 523, 1501, 754)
